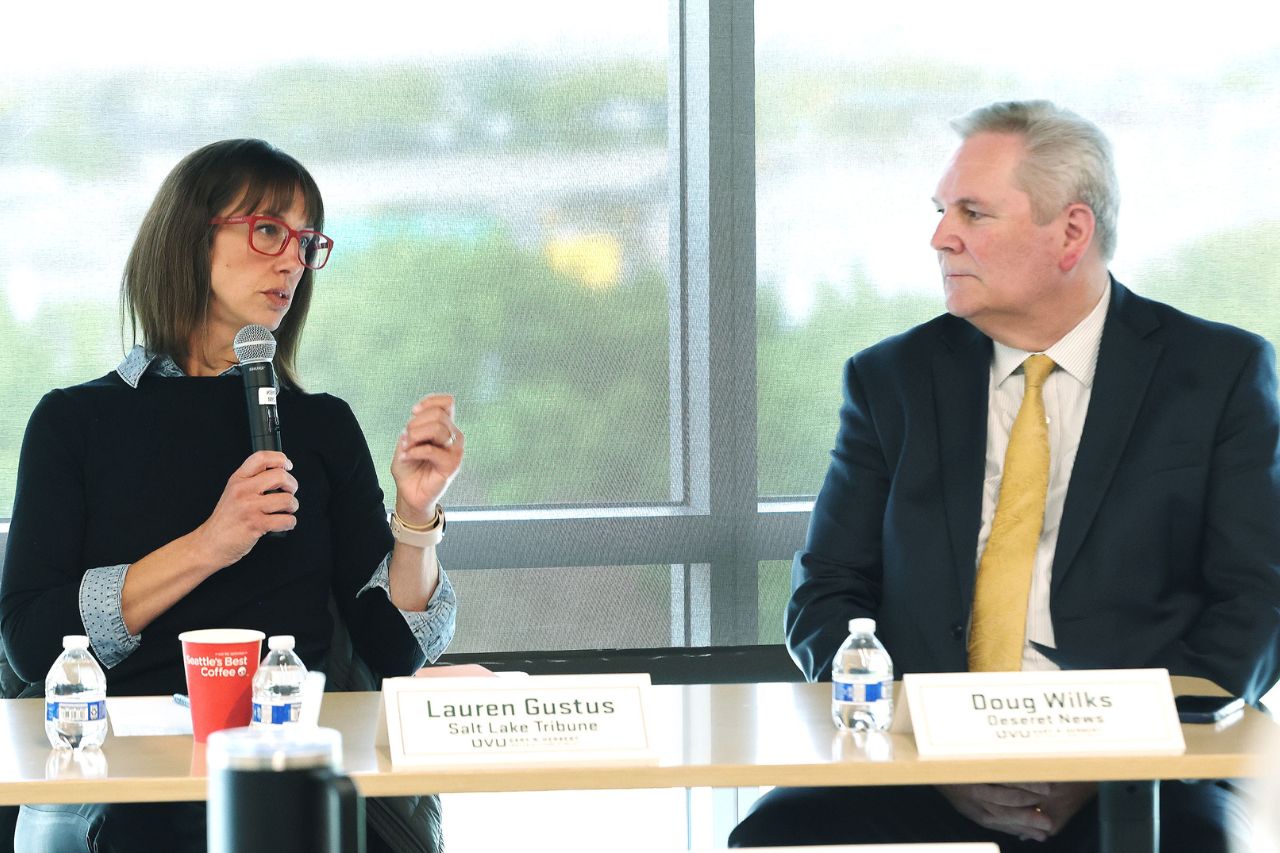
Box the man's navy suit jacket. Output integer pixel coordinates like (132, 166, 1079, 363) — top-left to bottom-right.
(788, 280, 1280, 704)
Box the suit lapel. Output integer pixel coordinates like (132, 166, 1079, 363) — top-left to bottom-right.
(934, 320, 992, 614)
(1052, 282, 1163, 589)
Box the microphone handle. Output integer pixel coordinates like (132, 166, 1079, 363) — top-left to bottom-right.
(241, 362, 287, 538)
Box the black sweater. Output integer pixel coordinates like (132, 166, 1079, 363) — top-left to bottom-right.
(0, 370, 425, 695)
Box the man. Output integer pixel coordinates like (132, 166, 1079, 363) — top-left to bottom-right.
(730, 101, 1280, 851)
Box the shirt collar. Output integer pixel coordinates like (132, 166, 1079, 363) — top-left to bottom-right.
(115, 345, 243, 388)
(991, 284, 1111, 389)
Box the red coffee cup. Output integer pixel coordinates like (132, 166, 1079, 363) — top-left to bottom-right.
(179, 629, 265, 743)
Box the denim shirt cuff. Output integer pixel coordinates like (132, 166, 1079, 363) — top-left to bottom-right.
(78, 564, 142, 669)
(358, 550, 457, 663)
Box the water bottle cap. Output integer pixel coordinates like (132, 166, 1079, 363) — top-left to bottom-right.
(267, 635, 296, 651)
(848, 617, 876, 635)
(62, 635, 91, 651)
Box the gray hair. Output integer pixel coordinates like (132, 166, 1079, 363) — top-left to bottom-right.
(952, 100, 1119, 261)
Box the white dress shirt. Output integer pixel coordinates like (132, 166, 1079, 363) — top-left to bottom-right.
(976, 286, 1111, 671)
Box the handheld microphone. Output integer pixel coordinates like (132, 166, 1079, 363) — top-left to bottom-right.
(233, 325, 286, 537)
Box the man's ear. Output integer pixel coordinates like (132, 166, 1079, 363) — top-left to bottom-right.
(1058, 203, 1096, 272)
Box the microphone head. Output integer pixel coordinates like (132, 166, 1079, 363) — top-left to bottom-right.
(232, 324, 277, 365)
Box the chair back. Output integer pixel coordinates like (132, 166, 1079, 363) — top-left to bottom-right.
(0, 528, 18, 853)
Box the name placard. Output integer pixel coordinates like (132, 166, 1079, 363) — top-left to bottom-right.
(900, 668, 1185, 758)
(377, 674, 657, 767)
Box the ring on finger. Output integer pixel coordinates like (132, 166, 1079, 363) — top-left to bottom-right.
(444, 432, 456, 448)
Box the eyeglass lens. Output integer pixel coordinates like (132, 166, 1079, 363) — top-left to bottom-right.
(248, 218, 332, 269)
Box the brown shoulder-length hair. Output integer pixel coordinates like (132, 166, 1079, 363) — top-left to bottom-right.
(121, 139, 325, 389)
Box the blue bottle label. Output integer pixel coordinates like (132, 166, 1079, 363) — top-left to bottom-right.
(252, 701, 302, 725)
(832, 679, 888, 703)
(46, 700, 106, 723)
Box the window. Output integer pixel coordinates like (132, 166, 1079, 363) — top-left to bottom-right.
(757, 1, 1280, 494)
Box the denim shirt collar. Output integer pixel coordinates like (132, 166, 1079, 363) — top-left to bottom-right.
(115, 345, 243, 388)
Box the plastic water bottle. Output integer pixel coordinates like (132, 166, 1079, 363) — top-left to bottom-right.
(44, 635, 108, 750)
(831, 617, 894, 732)
(252, 635, 306, 727)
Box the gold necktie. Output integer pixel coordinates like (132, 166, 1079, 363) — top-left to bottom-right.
(968, 354, 1056, 672)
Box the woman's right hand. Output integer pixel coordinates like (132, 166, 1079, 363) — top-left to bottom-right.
(191, 451, 298, 570)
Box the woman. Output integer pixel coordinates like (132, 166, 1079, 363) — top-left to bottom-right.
(0, 139, 461, 851)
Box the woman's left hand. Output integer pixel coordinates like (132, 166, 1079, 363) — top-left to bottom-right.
(391, 393, 463, 522)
